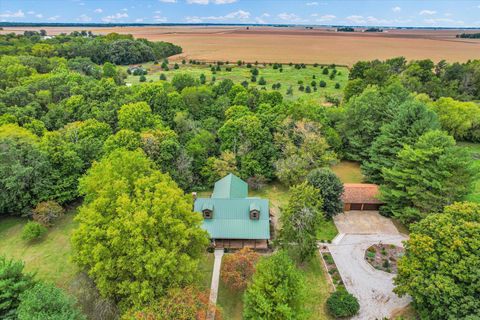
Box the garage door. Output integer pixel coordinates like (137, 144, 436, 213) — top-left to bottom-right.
(350, 203, 362, 210)
(363, 203, 381, 210)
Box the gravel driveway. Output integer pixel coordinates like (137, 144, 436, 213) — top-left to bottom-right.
(327, 211, 411, 319)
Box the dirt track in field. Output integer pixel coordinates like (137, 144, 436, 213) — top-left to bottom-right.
(3, 26, 480, 65)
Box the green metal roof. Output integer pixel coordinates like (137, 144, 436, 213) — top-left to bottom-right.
(194, 198, 270, 239)
(211, 173, 248, 199)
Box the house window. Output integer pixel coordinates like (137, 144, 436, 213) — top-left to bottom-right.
(250, 210, 260, 220)
(203, 209, 213, 219)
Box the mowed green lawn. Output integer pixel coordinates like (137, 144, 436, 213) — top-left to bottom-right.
(0, 210, 79, 289)
(125, 63, 349, 103)
(459, 142, 480, 203)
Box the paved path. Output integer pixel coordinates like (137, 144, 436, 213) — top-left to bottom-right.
(207, 249, 224, 320)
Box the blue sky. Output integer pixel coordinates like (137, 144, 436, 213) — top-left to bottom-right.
(1, 0, 479, 27)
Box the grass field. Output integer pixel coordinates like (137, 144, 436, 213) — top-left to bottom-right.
(331, 161, 364, 183)
(0, 210, 79, 289)
(459, 142, 480, 203)
(125, 62, 348, 103)
(218, 252, 333, 320)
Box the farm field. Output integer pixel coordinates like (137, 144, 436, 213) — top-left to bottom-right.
(126, 62, 348, 103)
(3, 26, 480, 65)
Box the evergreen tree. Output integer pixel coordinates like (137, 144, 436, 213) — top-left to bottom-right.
(362, 100, 440, 183)
(307, 168, 344, 217)
(380, 130, 476, 224)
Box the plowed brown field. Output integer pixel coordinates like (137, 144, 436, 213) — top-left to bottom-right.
(3, 26, 480, 65)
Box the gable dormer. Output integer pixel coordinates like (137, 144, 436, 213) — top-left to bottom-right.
(202, 202, 214, 219)
(249, 202, 260, 220)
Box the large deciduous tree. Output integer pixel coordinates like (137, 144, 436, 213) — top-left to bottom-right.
(243, 251, 306, 320)
(71, 149, 209, 309)
(0, 124, 52, 215)
(278, 183, 324, 262)
(394, 202, 480, 319)
(380, 130, 476, 225)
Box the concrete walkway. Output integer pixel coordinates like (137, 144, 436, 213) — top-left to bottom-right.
(207, 249, 224, 320)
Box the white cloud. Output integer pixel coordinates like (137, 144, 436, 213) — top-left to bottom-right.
(35, 14, 43, 18)
(306, 2, 318, 5)
(277, 12, 307, 22)
(255, 17, 266, 24)
(121, 8, 128, 11)
(78, 14, 92, 22)
(27, 11, 35, 15)
(392, 6, 401, 12)
(48, 15, 60, 21)
(316, 14, 336, 22)
(78, 2, 85, 6)
(419, 10, 437, 16)
(424, 18, 464, 25)
(159, 0, 177, 2)
(154, 14, 168, 22)
(346, 15, 365, 24)
(94, 8, 103, 13)
(102, 12, 128, 22)
(187, 0, 237, 4)
(0, 10, 25, 18)
(135, 18, 144, 22)
(185, 9, 250, 22)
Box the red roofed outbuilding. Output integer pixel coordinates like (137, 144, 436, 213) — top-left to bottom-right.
(342, 183, 383, 211)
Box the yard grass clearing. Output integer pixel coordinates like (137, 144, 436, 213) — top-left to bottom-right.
(331, 161, 364, 183)
(0, 210, 79, 289)
(317, 219, 338, 241)
(125, 63, 348, 103)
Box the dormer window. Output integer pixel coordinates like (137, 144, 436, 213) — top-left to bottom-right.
(203, 209, 213, 219)
(202, 202, 214, 219)
(250, 203, 260, 220)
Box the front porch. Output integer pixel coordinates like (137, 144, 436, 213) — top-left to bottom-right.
(212, 239, 268, 249)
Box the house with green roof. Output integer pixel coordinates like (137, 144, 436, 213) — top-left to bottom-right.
(194, 173, 270, 249)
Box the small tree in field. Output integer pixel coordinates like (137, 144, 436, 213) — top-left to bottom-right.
(221, 248, 260, 291)
(32, 201, 64, 227)
(326, 290, 360, 318)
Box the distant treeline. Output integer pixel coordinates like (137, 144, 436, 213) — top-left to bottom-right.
(337, 27, 355, 32)
(0, 31, 182, 65)
(365, 27, 383, 32)
(457, 33, 480, 39)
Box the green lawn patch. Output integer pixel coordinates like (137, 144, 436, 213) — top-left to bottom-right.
(125, 63, 348, 104)
(317, 219, 338, 241)
(301, 253, 334, 320)
(217, 280, 244, 320)
(331, 161, 364, 183)
(0, 210, 79, 289)
(197, 253, 215, 290)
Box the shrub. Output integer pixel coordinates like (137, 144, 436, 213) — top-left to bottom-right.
(139, 75, 146, 82)
(17, 283, 85, 320)
(327, 290, 360, 318)
(22, 222, 47, 241)
(221, 248, 260, 291)
(319, 80, 327, 87)
(322, 68, 329, 75)
(174, 63, 179, 69)
(335, 82, 340, 89)
(305, 86, 311, 93)
(159, 73, 167, 80)
(32, 201, 64, 227)
(258, 77, 266, 85)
